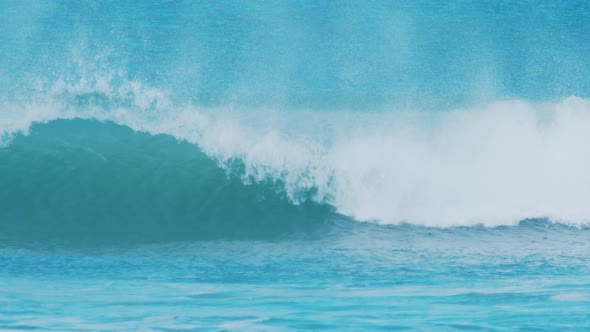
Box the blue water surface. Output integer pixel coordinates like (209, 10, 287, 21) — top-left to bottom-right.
(2, 221, 590, 330)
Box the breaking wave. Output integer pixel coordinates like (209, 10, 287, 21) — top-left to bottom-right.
(2, 74, 590, 237)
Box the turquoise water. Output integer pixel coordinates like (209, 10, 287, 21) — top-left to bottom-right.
(2, 0, 590, 330)
(2, 223, 590, 330)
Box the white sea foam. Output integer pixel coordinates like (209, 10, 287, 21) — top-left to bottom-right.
(3, 75, 590, 227)
(550, 293, 589, 302)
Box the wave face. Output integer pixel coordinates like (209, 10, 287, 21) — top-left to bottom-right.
(0, 119, 335, 244)
(2, 1, 590, 241)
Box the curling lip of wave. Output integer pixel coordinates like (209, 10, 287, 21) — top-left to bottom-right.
(2, 79, 590, 228)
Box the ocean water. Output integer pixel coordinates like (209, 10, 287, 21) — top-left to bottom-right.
(2, 0, 590, 330)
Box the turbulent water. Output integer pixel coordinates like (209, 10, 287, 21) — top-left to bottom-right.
(2, 0, 590, 330)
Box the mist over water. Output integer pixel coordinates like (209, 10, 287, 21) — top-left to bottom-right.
(3, 0, 590, 107)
